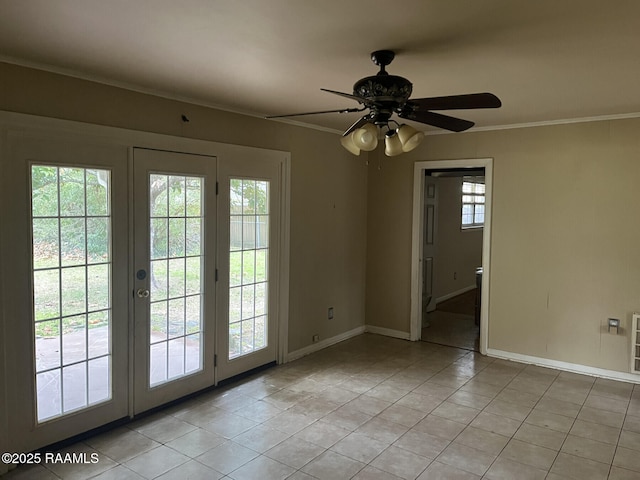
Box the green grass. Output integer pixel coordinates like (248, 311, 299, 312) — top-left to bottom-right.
(33, 247, 268, 339)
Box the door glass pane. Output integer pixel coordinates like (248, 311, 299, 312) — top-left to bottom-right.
(149, 174, 203, 387)
(229, 179, 269, 360)
(31, 166, 112, 423)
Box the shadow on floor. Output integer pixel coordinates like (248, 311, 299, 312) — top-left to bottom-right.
(421, 289, 479, 351)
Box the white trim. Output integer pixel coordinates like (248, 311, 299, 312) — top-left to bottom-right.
(286, 327, 365, 362)
(364, 325, 411, 340)
(0, 126, 7, 472)
(126, 147, 135, 419)
(410, 158, 492, 354)
(286, 325, 412, 364)
(277, 158, 292, 366)
(0, 57, 342, 136)
(488, 348, 640, 384)
(0, 111, 291, 158)
(0, 55, 264, 118)
(631, 313, 640, 374)
(286, 325, 409, 362)
(5, 56, 640, 137)
(435, 284, 476, 305)
(265, 117, 342, 135)
(410, 165, 427, 342)
(425, 112, 640, 136)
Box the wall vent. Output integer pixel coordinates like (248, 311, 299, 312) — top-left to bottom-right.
(631, 313, 640, 373)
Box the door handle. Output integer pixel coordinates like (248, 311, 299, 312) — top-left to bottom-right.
(136, 288, 150, 298)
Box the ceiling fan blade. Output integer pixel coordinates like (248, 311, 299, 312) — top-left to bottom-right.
(321, 88, 366, 103)
(343, 115, 372, 136)
(399, 110, 474, 132)
(409, 93, 501, 111)
(266, 107, 364, 119)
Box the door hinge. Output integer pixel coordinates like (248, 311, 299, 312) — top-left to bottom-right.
(215, 268, 219, 281)
(214, 354, 217, 367)
(216, 181, 219, 195)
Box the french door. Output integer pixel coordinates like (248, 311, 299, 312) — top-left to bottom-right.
(2, 137, 284, 453)
(132, 148, 216, 413)
(3, 135, 129, 453)
(133, 149, 282, 406)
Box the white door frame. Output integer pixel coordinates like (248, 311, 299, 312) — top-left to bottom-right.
(422, 176, 439, 315)
(0, 111, 291, 458)
(410, 158, 493, 354)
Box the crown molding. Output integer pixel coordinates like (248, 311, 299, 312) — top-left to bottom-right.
(4, 56, 640, 137)
(425, 111, 640, 136)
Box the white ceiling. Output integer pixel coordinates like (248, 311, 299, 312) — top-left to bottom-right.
(1, 0, 639, 133)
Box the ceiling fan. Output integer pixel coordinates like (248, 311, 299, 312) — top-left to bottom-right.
(266, 50, 501, 156)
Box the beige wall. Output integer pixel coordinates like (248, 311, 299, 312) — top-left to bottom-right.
(366, 119, 640, 373)
(365, 154, 415, 331)
(0, 62, 368, 353)
(434, 176, 483, 300)
(4, 61, 640, 375)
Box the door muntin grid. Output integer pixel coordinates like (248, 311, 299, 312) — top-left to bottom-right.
(148, 174, 204, 387)
(228, 179, 269, 360)
(31, 165, 112, 423)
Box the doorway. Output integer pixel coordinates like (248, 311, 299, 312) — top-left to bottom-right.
(421, 169, 484, 351)
(410, 159, 492, 354)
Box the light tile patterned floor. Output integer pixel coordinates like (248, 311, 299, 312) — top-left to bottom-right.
(5, 333, 640, 479)
(422, 310, 479, 352)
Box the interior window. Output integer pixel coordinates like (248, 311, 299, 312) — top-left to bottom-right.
(461, 176, 485, 229)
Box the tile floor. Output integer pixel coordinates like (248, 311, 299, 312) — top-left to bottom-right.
(422, 289, 479, 352)
(422, 310, 479, 352)
(5, 333, 640, 479)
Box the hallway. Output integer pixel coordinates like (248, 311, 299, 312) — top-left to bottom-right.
(422, 289, 479, 352)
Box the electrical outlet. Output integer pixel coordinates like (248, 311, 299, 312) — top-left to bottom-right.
(328, 307, 334, 320)
(312, 334, 320, 342)
(453, 272, 457, 280)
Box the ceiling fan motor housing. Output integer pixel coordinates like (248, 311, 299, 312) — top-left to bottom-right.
(356, 49, 413, 114)
(353, 75, 412, 125)
(353, 75, 412, 104)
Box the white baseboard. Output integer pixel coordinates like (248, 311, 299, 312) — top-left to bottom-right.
(365, 325, 411, 340)
(436, 284, 476, 304)
(287, 327, 639, 384)
(285, 324, 413, 363)
(487, 348, 640, 384)
(286, 326, 366, 362)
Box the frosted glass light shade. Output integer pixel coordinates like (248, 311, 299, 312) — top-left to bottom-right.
(352, 123, 378, 151)
(397, 124, 425, 152)
(384, 131, 403, 156)
(340, 134, 361, 155)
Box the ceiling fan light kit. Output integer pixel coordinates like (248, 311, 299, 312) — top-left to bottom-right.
(266, 50, 501, 157)
(384, 130, 404, 156)
(397, 124, 425, 152)
(340, 122, 423, 156)
(340, 134, 362, 155)
(352, 122, 378, 151)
